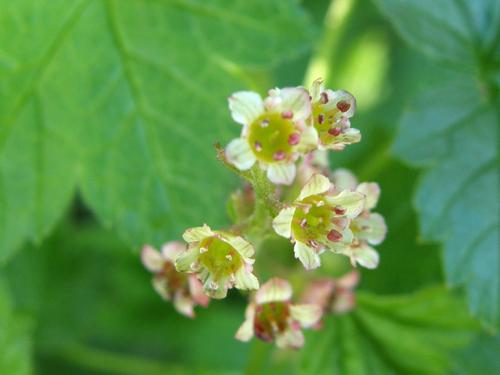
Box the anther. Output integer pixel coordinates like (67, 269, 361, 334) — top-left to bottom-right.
(328, 127, 342, 136)
(300, 218, 307, 228)
(199, 247, 208, 253)
(273, 151, 286, 161)
(327, 229, 343, 242)
(261, 119, 269, 127)
(317, 114, 324, 124)
(254, 141, 262, 152)
(225, 254, 233, 261)
(333, 206, 346, 215)
(281, 111, 293, 119)
(337, 101, 351, 112)
(320, 92, 329, 104)
(288, 133, 300, 145)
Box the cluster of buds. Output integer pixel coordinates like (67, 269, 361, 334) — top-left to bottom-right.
(141, 79, 386, 349)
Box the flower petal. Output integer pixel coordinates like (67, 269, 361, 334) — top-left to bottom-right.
(294, 241, 321, 270)
(173, 291, 195, 318)
(276, 327, 304, 349)
(203, 276, 228, 299)
(182, 224, 213, 243)
(354, 212, 387, 245)
(280, 87, 311, 122)
(310, 78, 324, 102)
(224, 235, 255, 258)
(188, 275, 210, 306)
(272, 206, 296, 238)
(255, 278, 292, 304)
(298, 174, 332, 201)
(357, 182, 380, 210)
(226, 138, 257, 171)
(234, 267, 259, 290)
(141, 245, 164, 272)
(328, 89, 356, 118)
(152, 276, 170, 300)
(235, 305, 256, 342)
(290, 304, 322, 328)
(228, 91, 264, 125)
(327, 190, 365, 218)
(331, 168, 358, 192)
(267, 162, 296, 185)
(352, 243, 380, 269)
(301, 279, 335, 308)
(175, 246, 199, 273)
(336, 270, 360, 289)
(161, 241, 186, 263)
(297, 125, 319, 152)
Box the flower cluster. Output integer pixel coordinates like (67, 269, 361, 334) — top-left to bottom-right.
(140, 79, 387, 350)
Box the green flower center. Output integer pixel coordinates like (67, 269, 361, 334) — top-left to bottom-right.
(248, 113, 295, 162)
(254, 302, 290, 341)
(198, 236, 242, 280)
(312, 102, 342, 145)
(291, 194, 333, 244)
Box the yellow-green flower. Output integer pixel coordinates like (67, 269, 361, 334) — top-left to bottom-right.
(329, 169, 388, 269)
(235, 278, 322, 349)
(225, 87, 318, 185)
(141, 242, 209, 317)
(310, 78, 360, 151)
(272, 174, 365, 269)
(175, 225, 259, 299)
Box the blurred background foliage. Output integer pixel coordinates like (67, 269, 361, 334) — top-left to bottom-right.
(0, 0, 498, 374)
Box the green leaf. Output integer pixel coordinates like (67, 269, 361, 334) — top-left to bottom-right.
(0, 0, 315, 261)
(452, 333, 500, 375)
(0, 280, 33, 375)
(375, 0, 499, 329)
(393, 77, 499, 328)
(373, 0, 499, 70)
(300, 288, 478, 375)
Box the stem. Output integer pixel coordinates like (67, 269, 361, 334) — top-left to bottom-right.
(215, 144, 283, 241)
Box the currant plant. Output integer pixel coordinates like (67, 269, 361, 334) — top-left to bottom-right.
(141, 78, 387, 349)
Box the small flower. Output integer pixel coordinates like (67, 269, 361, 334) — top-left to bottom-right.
(330, 170, 387, 269)
(272, 174, 365, 270)
(175, 224, 259, 299)
(302, 271, 360, 327)
(225, 87, 318, 185)
(310, 78, 360, 151)
(235, 278, 322, 349)
(141, 242, 209, 318)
